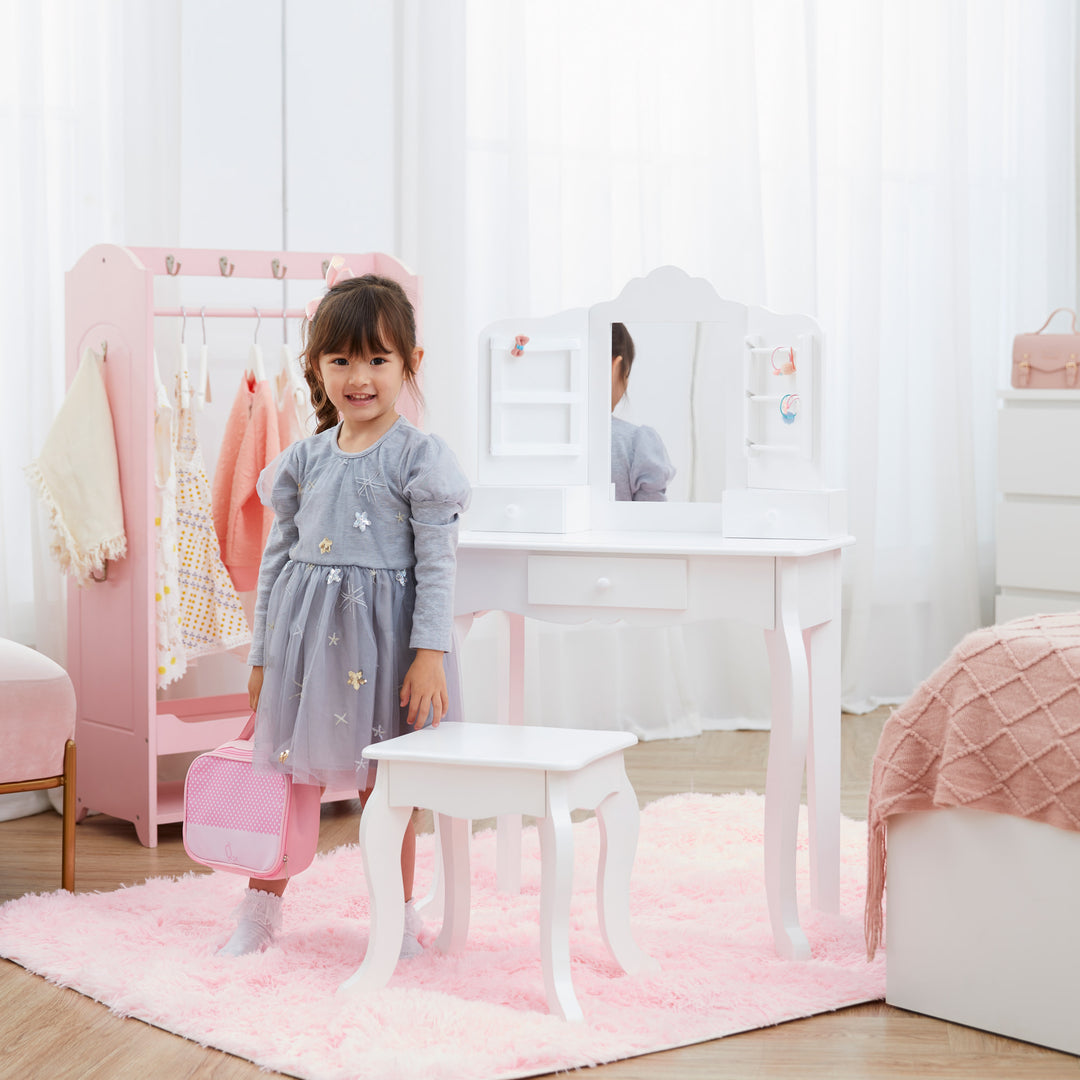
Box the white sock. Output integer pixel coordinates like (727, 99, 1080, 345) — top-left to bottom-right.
(400, 898, 423, 959)
(217, 888, 284, 957)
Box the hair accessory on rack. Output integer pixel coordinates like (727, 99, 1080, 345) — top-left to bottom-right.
(510, 334, 529, 357)
(305, 256, 355, 321)
(779, 393, 800, 424)
(771, 345, 796, 375)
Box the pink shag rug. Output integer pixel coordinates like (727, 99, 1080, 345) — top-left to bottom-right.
(0, 793, 884, 1080)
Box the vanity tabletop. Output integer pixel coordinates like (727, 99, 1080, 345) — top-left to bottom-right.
(458, 529, 855, 558)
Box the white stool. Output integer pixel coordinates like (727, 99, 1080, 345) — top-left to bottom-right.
(339, 723, 658, 1021)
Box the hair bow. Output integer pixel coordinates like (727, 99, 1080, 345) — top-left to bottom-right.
(305, 256, 355, 320)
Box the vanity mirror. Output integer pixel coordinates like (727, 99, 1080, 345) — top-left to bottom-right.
(467, 266, 845, 538)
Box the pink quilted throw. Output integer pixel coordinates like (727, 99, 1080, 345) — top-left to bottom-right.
(865, 612, 1080, 958)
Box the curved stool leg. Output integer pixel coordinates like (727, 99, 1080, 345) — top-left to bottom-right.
(338, 767, 413, 995)
(433, 813, 471, 954)
(538, 776, 582, 1022)
(596, 772, 658, 976)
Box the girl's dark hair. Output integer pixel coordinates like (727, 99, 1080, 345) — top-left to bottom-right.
(301, 274, 423, 433)
(611, 322, 635, 382)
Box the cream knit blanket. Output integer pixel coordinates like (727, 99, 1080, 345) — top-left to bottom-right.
(24, 347, 127, 584)
(865, 611, 1080, 959)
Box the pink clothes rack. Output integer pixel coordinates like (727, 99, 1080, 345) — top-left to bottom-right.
(66, 244, 423, 846)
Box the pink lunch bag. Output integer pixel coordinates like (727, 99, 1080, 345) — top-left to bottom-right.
(183, 718, 322, 879)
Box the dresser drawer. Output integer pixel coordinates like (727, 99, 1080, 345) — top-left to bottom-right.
(996, 501, 1080, 592)
(999, 405, 1080, 497)
(527, 555, 688, 610)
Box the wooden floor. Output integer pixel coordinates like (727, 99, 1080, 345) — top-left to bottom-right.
(1, 709, 1078, 1080)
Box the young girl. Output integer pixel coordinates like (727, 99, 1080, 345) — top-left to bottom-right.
(218, 271, 471, 959)
(610, 322, 675, 501)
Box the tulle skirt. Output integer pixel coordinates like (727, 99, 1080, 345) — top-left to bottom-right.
(252, 560, 462, 789)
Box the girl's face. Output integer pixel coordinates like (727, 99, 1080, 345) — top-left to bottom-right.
(318, 342, 421, 442)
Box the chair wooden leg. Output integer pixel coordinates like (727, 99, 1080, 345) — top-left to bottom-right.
(61, 739, 76, 892)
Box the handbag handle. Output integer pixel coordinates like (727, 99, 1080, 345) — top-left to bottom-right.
(237, 711, 256, 741)
(1032, 308, 1078, 335)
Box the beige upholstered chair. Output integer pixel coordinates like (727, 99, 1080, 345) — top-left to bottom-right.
(0, 639, 77, 890)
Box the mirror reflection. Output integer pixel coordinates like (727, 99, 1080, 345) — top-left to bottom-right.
(610, 323, 675, 501)
(610, 321, 727, 503)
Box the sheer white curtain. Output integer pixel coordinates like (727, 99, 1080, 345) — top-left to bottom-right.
(0, 0, 181, 658)
(433, 0, 1077, 732)
(0, 0, 179, 819)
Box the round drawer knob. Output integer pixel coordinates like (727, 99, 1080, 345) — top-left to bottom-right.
(505, 503, 521, 520)
(595, 576, 612, 590)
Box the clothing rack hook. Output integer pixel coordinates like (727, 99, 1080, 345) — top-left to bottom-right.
(164, 254, 181, 276)
(252, 306, 261, 343)
(271, 258, 287, 279)
(219, 256, 235, 277)
(321, 259, 330, 277)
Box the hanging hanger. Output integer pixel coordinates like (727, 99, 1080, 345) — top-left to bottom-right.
(249, 306, 268, 383)
(177, 307, 191, 408)
(196, 307, 212, 409)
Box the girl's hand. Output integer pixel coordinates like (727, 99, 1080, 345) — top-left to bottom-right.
(401, 649, 448, 728)
(248, 665, 264, 711)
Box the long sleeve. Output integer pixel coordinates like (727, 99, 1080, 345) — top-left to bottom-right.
(628, 424, 675, 502)
(399, 436, 472, 652)
(248, 445, 301, 666)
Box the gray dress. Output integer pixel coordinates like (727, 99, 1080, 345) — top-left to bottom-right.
(249, 417, 471, 788)
(610, 416, 675, 501)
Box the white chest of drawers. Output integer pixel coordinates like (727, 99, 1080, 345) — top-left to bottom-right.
(996, 390, 1080, 621)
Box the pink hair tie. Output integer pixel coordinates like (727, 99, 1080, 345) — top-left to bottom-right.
(771, 345, 796, 375)
(510, 334, 529, 357)
(305, 255, 355, 321)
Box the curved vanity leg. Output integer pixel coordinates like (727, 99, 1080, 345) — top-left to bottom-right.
(433, 813, 471, 954)
(496, 611, 526, 894)
(595, 770, 659, 976)
(538, 775, 583, 1022)
(338, 767, 413, 995)
(806, 607, 841, 914)
(762, 558, 812, 961)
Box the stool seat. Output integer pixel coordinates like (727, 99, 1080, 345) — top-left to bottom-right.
(340, 723, 657, 1021)
(0, 639, 77, 890)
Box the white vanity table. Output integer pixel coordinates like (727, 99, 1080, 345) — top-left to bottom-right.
(456, 267, 852, 961)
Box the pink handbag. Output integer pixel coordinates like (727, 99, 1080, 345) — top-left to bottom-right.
(182, 715, 321, 879)
(1012, 308, 1080, 388)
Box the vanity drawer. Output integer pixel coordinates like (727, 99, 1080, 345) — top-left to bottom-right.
(527, 555, 687, 610)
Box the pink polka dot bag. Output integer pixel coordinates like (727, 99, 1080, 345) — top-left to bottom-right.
(183, 716, 321, 879)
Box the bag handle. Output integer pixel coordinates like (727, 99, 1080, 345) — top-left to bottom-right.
(1032, 308, 1079, 335)
(237, 711, 256, 742)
